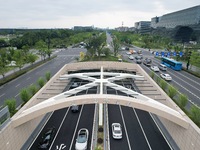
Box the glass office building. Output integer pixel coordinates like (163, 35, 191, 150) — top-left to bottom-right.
(151, 5, 200, 29)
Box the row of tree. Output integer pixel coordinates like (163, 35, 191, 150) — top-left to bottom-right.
(150, 71, 200, 127)
(4, 71, 51, 117)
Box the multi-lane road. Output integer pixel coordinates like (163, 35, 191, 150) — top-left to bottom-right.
(0, 48, 86, 108)
(1, 40, 200, 150)
(122, 48, 200, 109)
(29, 74, 172, 150)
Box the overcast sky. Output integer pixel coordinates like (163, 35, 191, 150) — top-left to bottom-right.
(0, 0, 199, 29)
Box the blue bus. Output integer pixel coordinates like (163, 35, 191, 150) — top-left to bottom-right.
(161, 57, 182, 71)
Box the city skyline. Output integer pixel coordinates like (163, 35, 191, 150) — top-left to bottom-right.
(0, 0, 199, 29)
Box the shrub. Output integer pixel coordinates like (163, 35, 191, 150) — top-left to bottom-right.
(38, 77, 45, 88)
(4, 98, 16, 117)
(178, 94, 188, 109)
(45, 71, 51, 81)
(95, 146, 103, 150)
(29, 84, 38, 96)
(190, 105, 200, 127)
(167, 85, 177, 99)
(149, 71, 155, 79)
(156, 76, 161, 83)
(159, 79, 167, 91)
(20, 88, 30, 103)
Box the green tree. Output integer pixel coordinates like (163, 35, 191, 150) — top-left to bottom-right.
(27, 53, 38, 65)
(111, 37, 120, 57)
(20, 88, 30, 103)
(178, 94, 188, 109)
(4, 98, 16, 117)
(190, 105, 200, 126)
(13, 50, 25, 70)
(38, 77, 45, 88)
(0, 49, 8, 77)
(36, 40, 48, 60)
(190, 51, 200, 68)
(86, 33, 106, 59)
(167, 85, 177, 99)
(102, 48, 111, 57)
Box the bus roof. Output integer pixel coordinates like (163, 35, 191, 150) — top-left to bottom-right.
(162, 57, 182, 64)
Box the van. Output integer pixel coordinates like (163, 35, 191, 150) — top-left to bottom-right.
(159, 64, 167, 71)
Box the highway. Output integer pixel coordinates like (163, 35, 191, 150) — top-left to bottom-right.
(29, 70, 172, 150)
(1, 37, 200, 150)
(122, 47, 200, 109)
(0, 48, 86, 108)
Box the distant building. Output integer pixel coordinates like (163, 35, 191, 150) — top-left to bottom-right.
(135, 21, 151, 33)
(151, 5, 200, 29)
(115, 26, 129, 32)
(73, 26, 94, 31)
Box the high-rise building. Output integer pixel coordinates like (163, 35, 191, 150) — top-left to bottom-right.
(151, 5, 200, 29)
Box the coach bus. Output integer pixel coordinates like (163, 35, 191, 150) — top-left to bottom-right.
(161, 57, 182, 71)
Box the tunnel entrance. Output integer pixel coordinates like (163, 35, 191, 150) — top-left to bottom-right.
(174, 26, 193, 42)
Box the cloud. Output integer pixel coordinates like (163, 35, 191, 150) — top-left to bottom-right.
(0, 0, 199, 28)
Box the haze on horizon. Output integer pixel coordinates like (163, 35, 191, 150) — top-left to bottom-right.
(0, 0, 199, 29)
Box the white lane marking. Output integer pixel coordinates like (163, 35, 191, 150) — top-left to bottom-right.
(150, 114, 173, 150)
(145, 63, 200, 107)
(69, 105, 84, 150)
(172, 79, 200, 101)
(15, 84, 20, 87)
(0, 93, 5, 98)
(169, 72, 200, 93)
(119, 105, 132, 150)
(90, 104, 98, 150)
(27, 112, 54, 150)
(153, 59, 200, 86)
(15, 93, 20, 98)
(26, 77, 31, 80)
(133, 108, 152, 150)
(49, 108, 70, 150)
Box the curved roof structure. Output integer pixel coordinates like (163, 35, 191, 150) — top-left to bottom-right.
(12, 66, 189, 128)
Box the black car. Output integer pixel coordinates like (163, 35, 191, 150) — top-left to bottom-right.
(38, 127, 56, 149)
(143, 58, 152, 67)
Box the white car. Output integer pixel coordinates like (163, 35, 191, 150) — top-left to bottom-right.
(126, 51, 131, 55)
(128, 55, 134, 60)
(160, 73, 172, 81)
(75, 128, 89, 150)
(151, 66, 159, 72)
(112, 123, 122, 139)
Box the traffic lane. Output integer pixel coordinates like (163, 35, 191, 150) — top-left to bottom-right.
(108, 104, 130, 150)
(29, 107, 69, 150)
(0, 54, 74, 107)
(150, 61, 200, 106)
(135, 109, 172, 150)
(145, 59, 200, 98)
(50, 105, 82, 150)
(70, 104, 95, 150)
(142, 64, 200, 107)
(152, 58, 200, 89)
(121, 106, 150, 150)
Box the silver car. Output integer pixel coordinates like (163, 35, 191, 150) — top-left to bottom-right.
(75, 128, 89, 150)
(112, 123, 122, 139)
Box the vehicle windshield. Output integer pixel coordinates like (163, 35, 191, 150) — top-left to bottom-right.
(77, 134, 86, 143)
(114, 130, 121, 134)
